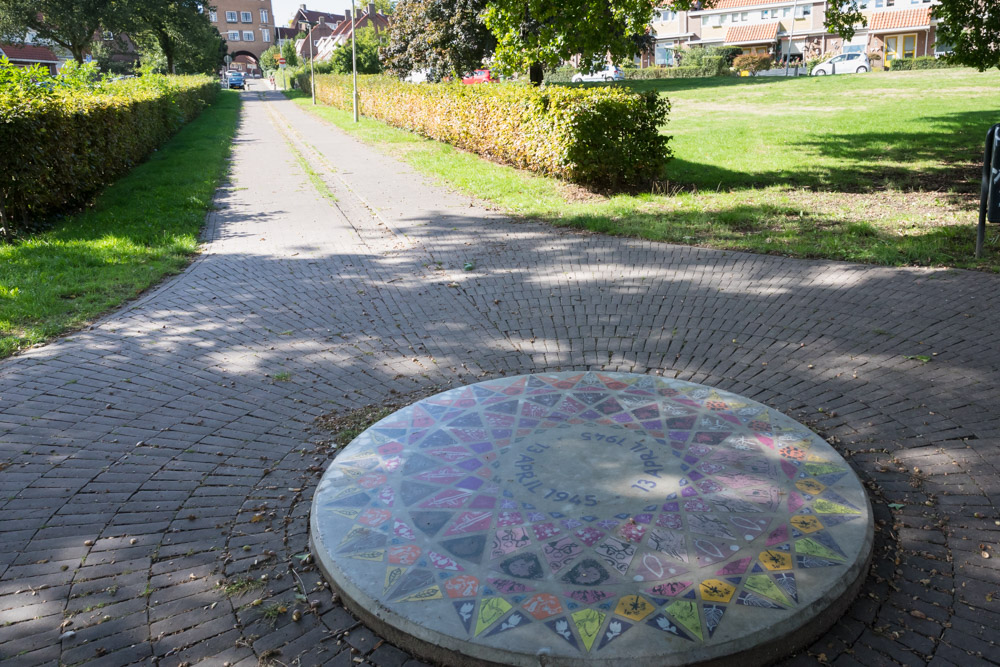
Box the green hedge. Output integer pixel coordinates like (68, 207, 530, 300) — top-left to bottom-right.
(0, 71, 217, 235)
(887, 56, 960, 70)
(622, 57, 729, 80)
(300, 74, 672, 188)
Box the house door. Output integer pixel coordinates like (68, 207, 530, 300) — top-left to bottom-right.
(885, 36, 899, 65)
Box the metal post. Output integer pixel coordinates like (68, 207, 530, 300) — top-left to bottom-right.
(977, 125, 997, 259)
(784, 0, 800, 76)
(351, 0, 359, 123)
(309, 24, 316, 104)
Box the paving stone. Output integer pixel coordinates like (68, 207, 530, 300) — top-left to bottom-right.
(0, 84, 998, 666)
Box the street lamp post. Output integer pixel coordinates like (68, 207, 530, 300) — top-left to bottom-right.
(784, 0, 801, 76)
(351, 0, 359, 123)
(309, 24, 316, 104)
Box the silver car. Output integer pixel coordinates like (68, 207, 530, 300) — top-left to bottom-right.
(812, 52, 870, 75)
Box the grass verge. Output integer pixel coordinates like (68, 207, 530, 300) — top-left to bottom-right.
(287, 68, 1000, 271)
(0, 90, 241, 358)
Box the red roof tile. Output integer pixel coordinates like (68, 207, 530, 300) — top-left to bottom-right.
(0, 43, 59, 63)
(329, 12, 389, 38)
(683, 0, 794, 10)
(868, 7, 932, 31)
(725, 21, 780, 45)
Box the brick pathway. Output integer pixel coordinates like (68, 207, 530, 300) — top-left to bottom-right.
(1, 88, 999, 667)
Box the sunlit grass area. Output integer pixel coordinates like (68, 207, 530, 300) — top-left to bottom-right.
(0, 91, 241, 358)
(290, 68, 1000, 270)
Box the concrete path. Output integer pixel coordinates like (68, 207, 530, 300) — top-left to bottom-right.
(1, 88, 1000, 667)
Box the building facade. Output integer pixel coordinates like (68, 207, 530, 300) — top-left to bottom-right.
(643, 0, 940, 67)
(208, 0, 276, 70)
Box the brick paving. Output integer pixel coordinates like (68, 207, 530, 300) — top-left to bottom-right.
(1, 87, 999, 666)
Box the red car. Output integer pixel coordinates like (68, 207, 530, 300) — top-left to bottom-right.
(461, 69, 496, 84)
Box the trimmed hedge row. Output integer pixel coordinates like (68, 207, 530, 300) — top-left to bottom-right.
(300, 74, 671, 188)
(888, 56, 960, 71)
(0, 74, 218, 234)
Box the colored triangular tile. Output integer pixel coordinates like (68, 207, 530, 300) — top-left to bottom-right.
(646, 613, 694, 640)
(571, 608, 606, 652)
(665, 600, 702, 641)
(474, 597, 513, 636)
(744, 574, 789, 606)
(614, 595, 655, 622)
(703, 604, 726, 637)
(484, 610, 532, 637)
(398, 585, 442, 602)
(596, 618, 633, 651)
(545, 616, 580, 649)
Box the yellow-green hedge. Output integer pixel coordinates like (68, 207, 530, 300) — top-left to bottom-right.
(0, 75, 218, 234)
(299, 74, 671, 188)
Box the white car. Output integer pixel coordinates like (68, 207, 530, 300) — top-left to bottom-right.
(811, 52, 870, 75)
(572, 65, 625, 83)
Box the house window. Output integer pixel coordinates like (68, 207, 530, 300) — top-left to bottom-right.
(241, 11, 252, 23)
(702, 16, 710, 26)
(741, 12, 749, 20)
(209, 10, 217, 22)
(782, 7, 791, 16)
(226, 11, 237, 22)
(732, 12, 740, 22)
(903, 33, 916, 57)
(243, 31, 254, 41)
(262, 29, 271, 42)
(660, 10, 676, 21)
(794, 5, 811, 18)
(874, 0, 883, 6)
(761, 9, 770, 18)
(260, 9, 269, 23)
(228, 31, 240, 41)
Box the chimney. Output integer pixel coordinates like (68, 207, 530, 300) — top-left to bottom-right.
(317, 15, 325, 24)
(368, 2, 376, 15)
(299, 4, 306, 10)
(344, 9, 351, 21)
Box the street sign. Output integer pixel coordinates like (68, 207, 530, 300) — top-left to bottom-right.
(278, 57, 286, 65)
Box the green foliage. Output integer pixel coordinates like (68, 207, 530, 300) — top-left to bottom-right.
(732, 54, 773, 75)
(0, 0, 129, 63)
(328, 28, 387, 74)
(888, 56, 963, 71)
(281, 40, 300, 68)
(260, 45, 281, 72)
(483, 0, 654, 77)
(934, 0, 1000, 71)
(384, 0, 496, 80)
(712, 46, 743, 67)
(299, 73, 671, 187)
(0, 64, 218, 235)
(128, 0, 225, 75)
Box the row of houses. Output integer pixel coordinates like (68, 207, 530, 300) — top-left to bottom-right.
(642, 0, 944, 66)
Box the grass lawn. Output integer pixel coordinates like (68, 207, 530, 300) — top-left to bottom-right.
(0, 90, 241, 359)
(289, 68, 1000, 270)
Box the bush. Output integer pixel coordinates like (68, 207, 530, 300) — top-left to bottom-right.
(888, 56, 960, 71)
(299, 74, 671, 188)
(543, 66, 578, 84)
(0, 60, 217, 235)
(733, 54, 774, 76)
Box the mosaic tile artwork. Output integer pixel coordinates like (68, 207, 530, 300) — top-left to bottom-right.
(312, 372, 872, 662)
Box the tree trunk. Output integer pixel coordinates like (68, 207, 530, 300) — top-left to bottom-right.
(71, 45, 85, 64)
(529, 61, 543, 86)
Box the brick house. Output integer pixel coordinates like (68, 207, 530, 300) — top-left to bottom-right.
(643, 0, 941, 68)
(207, 0, 276, 71)
(314, 4, 389, 60)
(0, 43, 63, 74)
(290, 5, 345, 33)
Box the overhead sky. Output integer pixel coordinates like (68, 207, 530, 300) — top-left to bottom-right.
(270, 0, 374, 27)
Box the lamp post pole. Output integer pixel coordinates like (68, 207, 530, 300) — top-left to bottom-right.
(784, 0, 801, 76)
(351, 0, 359, 123)
(309, 23, 316, 104)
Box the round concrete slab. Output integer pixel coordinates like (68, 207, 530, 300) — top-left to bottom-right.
(311, 372, 873, 666)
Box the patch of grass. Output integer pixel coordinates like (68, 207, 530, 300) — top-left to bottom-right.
(220, 575, 266, 598)
(288, 69, 1000, 270)
(0, 91, 242, 358)
(272, 371, 292, 382)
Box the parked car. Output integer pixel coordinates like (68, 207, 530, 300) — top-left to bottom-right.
(571, 65, 625, 83)
(462, 69, 496, 84)
(811, 52, 869, 76)
(226, 72, 245, 89)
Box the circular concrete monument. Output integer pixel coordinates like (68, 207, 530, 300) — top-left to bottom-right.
(311, 372, 873, 666)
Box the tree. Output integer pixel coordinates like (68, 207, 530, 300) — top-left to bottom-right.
(328, 26, 386, 74)
(384, 0, 496, 80)
(483, 0, 655, 85)
(260, 44, 280, 71)
(372, 0, 396, 14)
(933, 0, 999, 71)
(0, 0, 128, 63)
(127, 1, 224, 74)
(281, 39, 300, 67)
